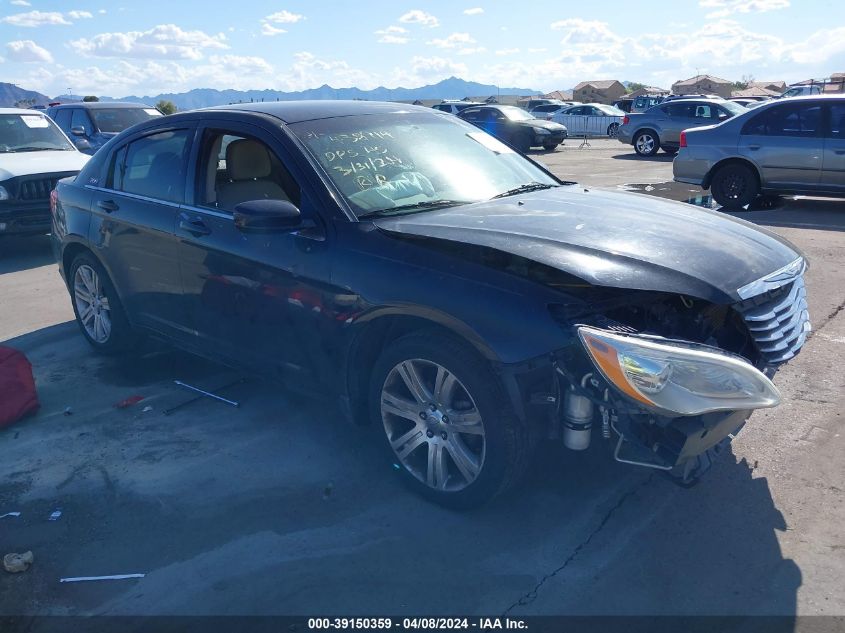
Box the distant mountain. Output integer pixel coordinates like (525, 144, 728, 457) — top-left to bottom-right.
(0, 82, 51, 108)
(94, 77, 538, 110)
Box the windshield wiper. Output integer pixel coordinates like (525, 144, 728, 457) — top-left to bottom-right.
(9, 147, 55, 153)
(357, 199, 469, 219)
(491, 182, 558, 199)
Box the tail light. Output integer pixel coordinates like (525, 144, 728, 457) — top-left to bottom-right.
(622, 115, 629, 125)
(679, 131, 687, 148)
(49, 189, 58, 215)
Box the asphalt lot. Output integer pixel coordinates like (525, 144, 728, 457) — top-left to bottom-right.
(1, 138, 844, 623)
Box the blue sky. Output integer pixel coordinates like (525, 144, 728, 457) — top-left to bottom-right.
(2, 0, 844, 97)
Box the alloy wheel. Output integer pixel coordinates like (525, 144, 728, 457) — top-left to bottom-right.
(381, 359, 485, 492)
(636, 133, 655, 154)
(608, 123, 620, 138)
(73, 264, 112, 343)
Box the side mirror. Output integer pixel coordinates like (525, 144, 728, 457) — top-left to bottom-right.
(234, 199, 303, 233)
(73, 138, 92, 152)
(70, 126, 86, 137)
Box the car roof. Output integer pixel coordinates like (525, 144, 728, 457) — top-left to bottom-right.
(199, 100, 435, 124)
(0, 107, 48, 115)
(49, 101, 154, 109)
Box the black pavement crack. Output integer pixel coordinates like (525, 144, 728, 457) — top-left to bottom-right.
(502, 473, 655, 616)
(808, 296, 845, 340)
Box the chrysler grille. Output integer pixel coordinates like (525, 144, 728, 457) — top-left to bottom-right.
(735, 276, 811, 365)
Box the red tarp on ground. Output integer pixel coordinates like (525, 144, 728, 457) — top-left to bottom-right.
(0, 346, 39, 429)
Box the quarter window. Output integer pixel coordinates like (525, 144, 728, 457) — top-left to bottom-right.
(53, 109, 72, 132)
(111, 129, 191, 203)
(71, 109, 92, 135)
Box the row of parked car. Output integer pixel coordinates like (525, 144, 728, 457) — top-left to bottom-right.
(0, 101, 161, 236)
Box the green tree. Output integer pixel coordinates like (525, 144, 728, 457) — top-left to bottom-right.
(82, 95, 99, 102)
(626, 82, 646, 94)
(156, 100, 177, 115)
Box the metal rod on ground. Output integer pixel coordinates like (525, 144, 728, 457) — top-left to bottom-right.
(163, 378, 244, 416)
(173, 380, 241, 408)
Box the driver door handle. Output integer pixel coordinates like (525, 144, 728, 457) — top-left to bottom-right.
(748, 144, 761, 151)
(178, 213, 211, 237)
(97, 200, 119, 213)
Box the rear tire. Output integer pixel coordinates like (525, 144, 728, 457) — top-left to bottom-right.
(607, 123, 620, 138)
(369, 329, 532, 508)
(69, 253, 138, 354)
(711, 163, 759, 210)
(634, 130, 659, 156)
(515, 133, 532, 153)
(542, 142, 560, 151)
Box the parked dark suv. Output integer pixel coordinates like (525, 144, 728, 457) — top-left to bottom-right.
(46, 102, 163, 155)
(52, 101, 808, 507)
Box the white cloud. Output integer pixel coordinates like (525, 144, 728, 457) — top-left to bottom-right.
(260, 10, 304, 36)
(375, 25, 409, 44)
(399, 10, 439, 28)
(463, 7, 484, 15)
(10, 0, 31, 6)
(700, 0, 789, 18)
(457, 46, 486, 55)
(401, 55, 468, 84)
(69, 24, 228, 60)
(261, 23, 287, 36)
(284, 51, 379, 91)
(66, 10, 93, 19)
(495, 48, 520, 56)
(6, 39, 53, 63)
(265, 10, 304, 23)
(1, 10, 70, 26)
(783, 25, 845, 64)
(427, 32, 475, 49)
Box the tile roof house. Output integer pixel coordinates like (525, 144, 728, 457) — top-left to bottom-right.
(731, 86, 780, 98)
(628, 86, 669, 98)
(542, 90, 574, 101)
(750, 80, 787, 93)
(671, 74, 734, 98)
(572, 80, 625, 104)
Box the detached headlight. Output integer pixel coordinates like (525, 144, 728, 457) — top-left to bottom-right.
(0, 185, 9, 201)
(532, 127, 551, 135)
(578, 326, 780, 416)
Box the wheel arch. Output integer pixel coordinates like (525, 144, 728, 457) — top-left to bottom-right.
(344, 311, 499, 426)
(61, 241, 96, 286)
(703, 157, 761, 190)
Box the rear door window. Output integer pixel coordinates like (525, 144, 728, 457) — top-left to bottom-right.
(71, 109, 93, 135)
(826, 104, 845, 139)
(742, 104, 822, 137)
(112, 129, 192, 203)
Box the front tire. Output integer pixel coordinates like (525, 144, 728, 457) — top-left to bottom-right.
(607, 122, 620, 138)
(542, 142, 560, 151)
(634, 130, 659, 156)
(369, 330, 531, 508)
(69, 254, 138, 354)
(711, 163, 759, 210)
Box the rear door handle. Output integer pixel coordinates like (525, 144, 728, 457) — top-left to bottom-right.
(178, 213, 211, 236)
(748, 145, 761, 151)
(834, 149, 845, 155)
(97, 200, 119, 213)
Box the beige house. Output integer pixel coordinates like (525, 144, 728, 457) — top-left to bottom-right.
(671, 75, 733, 98)
(628, 86, 669, 98)
(542, 90, 574, 101)
(731, 86, 780, 98)
(750, 80, 786, 93)
(572, 80, 626, 104)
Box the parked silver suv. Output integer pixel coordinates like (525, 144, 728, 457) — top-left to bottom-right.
(618, 99, 746, 156)
(673, 95, 845, 208)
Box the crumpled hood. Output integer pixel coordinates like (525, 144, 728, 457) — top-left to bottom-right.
(0, 150, 89, 181)
(373, 185, 803, 304)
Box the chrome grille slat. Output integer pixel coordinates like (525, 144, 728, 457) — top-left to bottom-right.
(18, 177, 59, 201)
(735, 275, 811, 365)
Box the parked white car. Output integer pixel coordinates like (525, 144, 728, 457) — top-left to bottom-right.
(550, 103, 626, 137)
(528, 102, 576, 120)
(0, 108, 89, 236)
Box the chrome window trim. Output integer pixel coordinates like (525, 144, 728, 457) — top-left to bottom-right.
(736, 256, 806, 300)
(85, 185, 181, 209)
(181, 205, 233, 220)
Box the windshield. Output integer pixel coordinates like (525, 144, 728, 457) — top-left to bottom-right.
(721, 101, 748, 116)
(91, 107, 163, 133)
(499, 106, 534, 121)
(0, 113, 75, 152)
(596, 105, 626, 116)
(290, 112, 559, 218)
